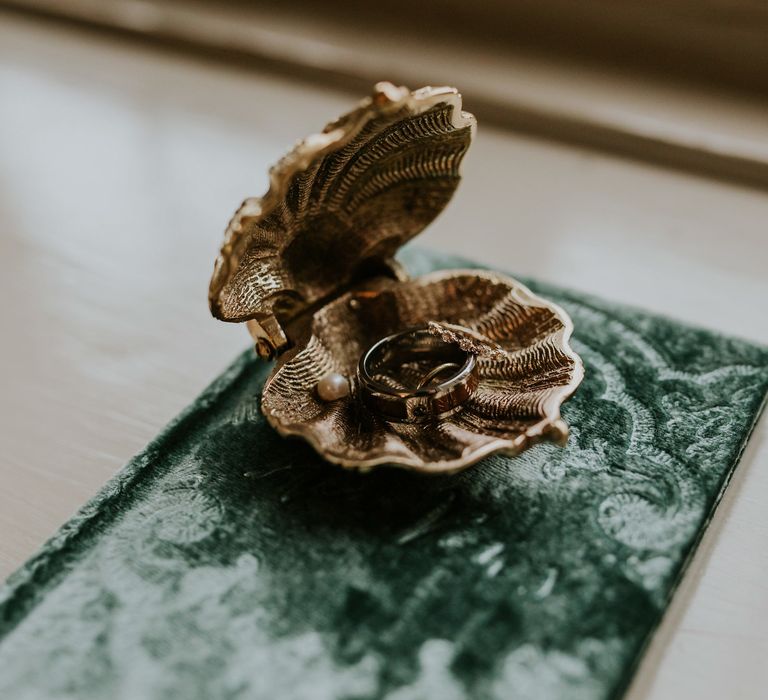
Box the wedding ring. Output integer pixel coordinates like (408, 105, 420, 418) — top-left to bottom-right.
(357, 328, 479, 423)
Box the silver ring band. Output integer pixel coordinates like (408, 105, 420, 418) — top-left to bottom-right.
(357, 328, 479, 423)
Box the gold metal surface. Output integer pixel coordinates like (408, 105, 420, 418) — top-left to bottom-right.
(209, 82, 474, 337)
(209, 83, 583, 472)
(262, 270, 582, 473)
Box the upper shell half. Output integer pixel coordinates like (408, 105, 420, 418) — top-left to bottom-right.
(262, 270, 584, 474)
(209, 82, 475, 325)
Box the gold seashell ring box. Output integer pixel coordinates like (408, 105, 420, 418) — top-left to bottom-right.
(209, 82, 584, 474)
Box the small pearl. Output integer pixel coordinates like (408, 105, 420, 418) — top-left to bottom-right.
(316, 372, 350, 402)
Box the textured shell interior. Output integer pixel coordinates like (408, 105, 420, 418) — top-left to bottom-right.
(261, 270, 583, 473)
(209, 84, 475, 323)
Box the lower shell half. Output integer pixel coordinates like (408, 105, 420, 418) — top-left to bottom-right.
(261, 269, 584, 474)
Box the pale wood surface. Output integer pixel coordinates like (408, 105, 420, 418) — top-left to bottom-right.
(1, 14, 767, 700)
(5, 0, 768, 189)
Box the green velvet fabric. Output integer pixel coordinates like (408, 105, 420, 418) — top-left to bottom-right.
(1, 249, 767, 700)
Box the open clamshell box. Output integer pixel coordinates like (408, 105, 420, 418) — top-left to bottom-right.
(209, 82, 583, 473)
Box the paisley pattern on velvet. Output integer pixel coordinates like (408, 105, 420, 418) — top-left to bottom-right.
(1, 249, 767, 700)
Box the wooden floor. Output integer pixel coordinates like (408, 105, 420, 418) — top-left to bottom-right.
(0, 12, 767, 699)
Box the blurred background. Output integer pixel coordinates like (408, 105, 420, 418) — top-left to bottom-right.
(1, 2, 767, 698)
